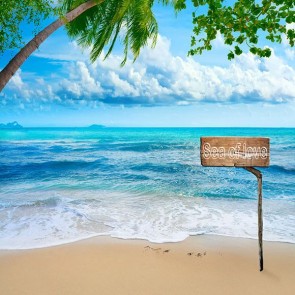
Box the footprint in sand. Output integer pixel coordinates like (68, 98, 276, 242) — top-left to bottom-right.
(144, 246, 170, 254)
(187, 251, 207, 257)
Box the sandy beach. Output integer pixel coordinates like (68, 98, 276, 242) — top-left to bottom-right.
(0, 235, 294, 295)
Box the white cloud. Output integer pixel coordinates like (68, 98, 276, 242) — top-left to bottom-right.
(3, 35, 295, 108)
(9, 70, 24, 89)
(285, 49, 294, 60)
(109, 71, 138, 97)
(58, 61, 103, 99)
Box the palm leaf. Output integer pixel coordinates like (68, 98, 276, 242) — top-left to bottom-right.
(63, 0, 179, 64)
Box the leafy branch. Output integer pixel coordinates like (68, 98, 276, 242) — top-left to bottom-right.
(181, 0, 294, 59)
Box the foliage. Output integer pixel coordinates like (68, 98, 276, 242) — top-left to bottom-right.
(62, 0, 182, 65)
(0, 0, 293, 61)
(180, 0, 295, 59)
(0, 0, 58, 53)
(61, 0, 295, 62)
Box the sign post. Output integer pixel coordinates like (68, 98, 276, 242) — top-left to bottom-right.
(200, 137, 270, 271)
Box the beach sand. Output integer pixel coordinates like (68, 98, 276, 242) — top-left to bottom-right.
(0, 235, 294, 295)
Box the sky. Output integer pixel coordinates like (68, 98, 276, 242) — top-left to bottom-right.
(0, 2, 295, 127)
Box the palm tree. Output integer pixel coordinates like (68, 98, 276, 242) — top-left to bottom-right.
(0, 0, 177, 92)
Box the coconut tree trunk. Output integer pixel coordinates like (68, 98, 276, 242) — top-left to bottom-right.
(0, 0, 104, 92)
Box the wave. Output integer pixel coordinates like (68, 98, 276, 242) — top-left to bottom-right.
(95, 142, 195, 153)
(1, 191, 294, 249)
(0, 158, 111, 171)
(84, 143, 194, 153)
(268, 165, 295, 174)
(27, 196, 62, 208)
(0, 160, 196, 179)
(130, 162, 195, 174)
(121, 174, 150, 181)
(200, 192, 253, 200)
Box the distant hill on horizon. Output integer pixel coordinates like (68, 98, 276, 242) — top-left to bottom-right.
(88, 124, 105, 129)
(0, 121, 23, 129)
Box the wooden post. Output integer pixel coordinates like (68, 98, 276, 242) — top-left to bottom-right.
(200, 137, 269, 271)
(244, 167, 263, 271)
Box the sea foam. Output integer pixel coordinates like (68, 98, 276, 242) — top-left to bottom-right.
(0, 190, 294, 249)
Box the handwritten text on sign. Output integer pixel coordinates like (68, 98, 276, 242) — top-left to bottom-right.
(200, 137, 270, 167)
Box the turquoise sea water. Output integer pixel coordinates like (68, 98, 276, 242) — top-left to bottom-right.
(0, 127, 294, 249)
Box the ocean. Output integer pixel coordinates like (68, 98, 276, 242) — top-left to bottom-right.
(0, 127, 294, 249)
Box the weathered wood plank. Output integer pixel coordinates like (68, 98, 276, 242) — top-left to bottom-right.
(244, 167, 264, 271)
(200, 137, 270, 167)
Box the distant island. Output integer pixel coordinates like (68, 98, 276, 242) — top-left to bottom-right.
(88, 124, 105, 129)
(0, 121, 23, 129)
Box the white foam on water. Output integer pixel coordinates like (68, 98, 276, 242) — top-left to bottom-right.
(0, 190, 294, 249)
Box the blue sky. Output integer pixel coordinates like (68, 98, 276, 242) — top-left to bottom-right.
(0, 3, 295, 127)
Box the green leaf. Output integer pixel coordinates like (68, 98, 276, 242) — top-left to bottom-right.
(249, 36, 258, 44)
(236, 35, 245, 44)
(264, 48, 272, 57)
(286, 15, 293, 23)
(234, 46, 243, 55)
(250, 47, 257, 54)
(228, 51, 235, 60)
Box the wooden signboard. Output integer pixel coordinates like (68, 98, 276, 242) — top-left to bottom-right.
(200, 136, 270, 271)
(200, 137, 269, 167)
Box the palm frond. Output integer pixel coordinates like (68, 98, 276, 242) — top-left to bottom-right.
(64, 0, 180, 64)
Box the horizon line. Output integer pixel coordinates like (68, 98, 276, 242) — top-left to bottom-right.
(1, 126, 295, 129)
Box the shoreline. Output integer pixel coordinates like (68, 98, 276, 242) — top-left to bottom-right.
(1, 235, 294, 295)
(1, 233, 295, 251)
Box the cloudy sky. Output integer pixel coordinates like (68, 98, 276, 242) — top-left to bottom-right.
(1, 3, 294, 127)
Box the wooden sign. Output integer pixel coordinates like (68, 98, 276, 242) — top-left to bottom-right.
(200, 136, 270, 271)
(200, 137, 269, 167)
